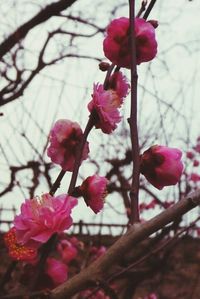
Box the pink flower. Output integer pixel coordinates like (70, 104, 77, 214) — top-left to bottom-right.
(186, 151, 195, 160)
(146, 198, 157, 209)
(90, 245, 106, 261)
(140, 145, 184, 190)
(88, 72, 129, 134)
(193, 142, 200, 153)
(57, 239, 78, 264)
(79, 175, 108, 213)
(193, 160, 199, 167)
(45, 257, 68, 286)
(109, 71, 130, 99)
(80, 289, 110, 299)
(14, 193, 77, 248)
(47, 119, 89, 171)
(144, 293, 158, 299)
(189, 173, 200, 183)
(4, 227, 38, 262)
(163, 200, 174, 209)
(103, 17, 157, 68)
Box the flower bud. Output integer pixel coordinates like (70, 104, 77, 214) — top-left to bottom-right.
(140, 145, 184, 190)
(99, 61, 110, 71)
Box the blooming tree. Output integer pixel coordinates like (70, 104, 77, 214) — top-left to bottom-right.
(0, 0, 200, 299)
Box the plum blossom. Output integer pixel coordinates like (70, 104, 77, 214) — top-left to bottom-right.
(80, 289, 110, 299)
(57, 239, 78, 264)
(193, 160, 199, 167)
(88, 72, 130, 134)
(103, 17, 157, 68)
(144, 293, 158, 299)
(79, 175, 108, 213)
(14, 193, 77, 248)
(140, 145, 184, 190)
(189, 173, 200, 183)
(45, 257, 68, 286)
(90, 245, 106, 262)
(4, 227, 37, 262)
(186, 151, 195, 160)
(47, 119, 89, 171)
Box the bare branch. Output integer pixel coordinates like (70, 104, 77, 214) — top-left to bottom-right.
(0, 0, 77, 60)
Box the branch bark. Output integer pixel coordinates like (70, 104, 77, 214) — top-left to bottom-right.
(50, 189, 200, 299)
(128, 0, 140, 224)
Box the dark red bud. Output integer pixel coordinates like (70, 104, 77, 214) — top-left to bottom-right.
(148, 20, 159, 29)
(99, 62, 110, 71)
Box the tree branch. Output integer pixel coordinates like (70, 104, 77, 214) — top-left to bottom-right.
(128, 0, 140, 224)
(0, 0, 77, 60)
(50, 189, 200, 299)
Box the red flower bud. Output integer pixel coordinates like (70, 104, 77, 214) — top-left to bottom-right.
(140, 145, 184, 190)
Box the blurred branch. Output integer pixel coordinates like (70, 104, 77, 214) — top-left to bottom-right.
(0, 0, 77, 60)
(50, 189, 200, 298)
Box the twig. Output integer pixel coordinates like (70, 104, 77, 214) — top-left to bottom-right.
(68, 113, 95, 194)
(0, 0, 77, 60)
(136, 0, 148, 18)
(128, 0, 140, 224)
(49, 169, 66, 195)
(143, 0, 157, 20)
(103, 63, 115, 90)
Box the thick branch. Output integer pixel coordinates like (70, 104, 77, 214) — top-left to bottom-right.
(0, 0, 77, 60)
(50, 189, 200, 299)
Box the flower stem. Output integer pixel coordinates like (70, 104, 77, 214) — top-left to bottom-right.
(103, 63, 115, 90)
(68, 113, 95, 194)
(128, 0, 140, 224)
(49, 169, 66, 196)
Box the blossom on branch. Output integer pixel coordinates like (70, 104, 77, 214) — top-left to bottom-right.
(4, 227, 38, 262)
(140, 145, 184, 190)
(80, 289, 110, 299)
(47, 119, 89, 171)
(57, 239, 78, 264)
(14, 193, 77, 248)
(79, 175, 108, 213)
(45, 257, 68, 286)
(103, 17, 157, 68)
(88, 72, 130, 134)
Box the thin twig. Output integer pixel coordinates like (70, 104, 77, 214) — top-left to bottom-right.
(49, 169, 66, 195)
(143, 0, 157, 20)
(103, 63, 115, 90)
(68, 113, 95, 194)
(136, 0, 148, 18)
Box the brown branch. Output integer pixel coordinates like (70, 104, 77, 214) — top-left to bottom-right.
(0, 0, 77, 60)
(0, 53, 101, 107)
(50, 189, 200, 299)
(128, 0, 140, 224)
(60, 14, 105, 33)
